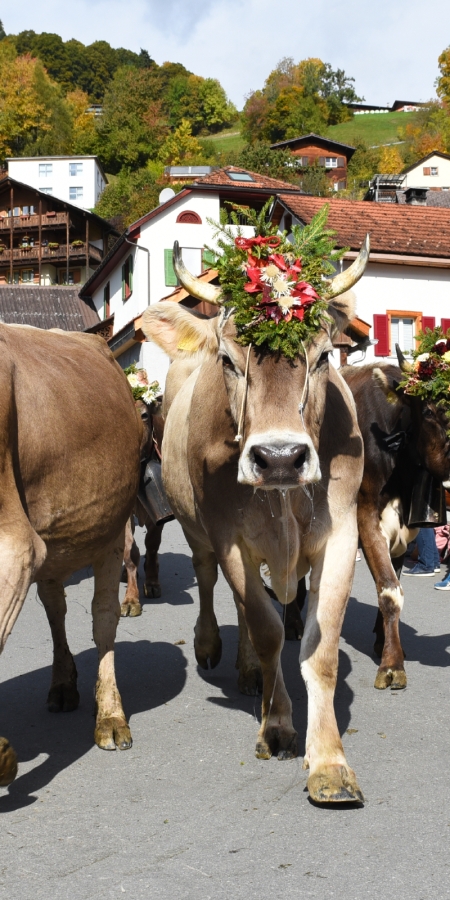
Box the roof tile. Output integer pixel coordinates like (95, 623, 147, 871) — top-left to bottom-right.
(0, 285, 99, 330)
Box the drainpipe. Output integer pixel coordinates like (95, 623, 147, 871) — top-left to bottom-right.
(125, 237, 150, 307)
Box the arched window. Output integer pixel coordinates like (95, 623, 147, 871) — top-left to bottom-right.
(176, 210, 202, 224)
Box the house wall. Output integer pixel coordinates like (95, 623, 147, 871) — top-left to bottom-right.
(7, 157, 106, 209)
(288, 144, 348, 188)
(341, 259, 450, 364)
(403, 155, 450, 190)
(91, 189, 254, 386)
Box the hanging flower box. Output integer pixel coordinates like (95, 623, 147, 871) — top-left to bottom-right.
(71, 240, 84, 248)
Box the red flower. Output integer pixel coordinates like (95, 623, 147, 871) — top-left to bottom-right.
(235, 235, 281, 252)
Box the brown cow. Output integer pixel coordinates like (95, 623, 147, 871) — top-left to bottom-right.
(0, 325, 142, 787)
(141, 240, 368, 804)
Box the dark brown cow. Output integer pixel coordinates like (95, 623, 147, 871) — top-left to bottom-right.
(141, 239, 369, 804)
(341, 359, 450, 689)
(0, 325, 142, 787)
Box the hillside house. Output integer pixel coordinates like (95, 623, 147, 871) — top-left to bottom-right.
(0, 176, 118, 287)
(269, 133, 356, 190)
(80, 166, 305, 384)
(401, 151, 450, 191)
(7, 156, 107, 210)
(271, 194, 450, 365)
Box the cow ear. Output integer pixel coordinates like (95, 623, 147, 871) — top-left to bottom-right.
(373, 367, 400, 404)
(141, 302, 219, 359)
(327, 290, 356, 336)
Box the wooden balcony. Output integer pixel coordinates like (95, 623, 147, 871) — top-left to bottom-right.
(0, 242, 103, 264)
(0, 211, 69, 231)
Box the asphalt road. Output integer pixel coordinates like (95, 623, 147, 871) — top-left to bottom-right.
(1, 520, 450, 900)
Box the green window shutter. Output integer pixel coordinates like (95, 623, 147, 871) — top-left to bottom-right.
(164, 249, 178, 286)
(129, 254, 133, 293)
(121, 263, 126, 301)
(202, 248, 216, 269)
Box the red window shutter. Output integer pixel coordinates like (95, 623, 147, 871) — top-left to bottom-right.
(373, 314, 390, 356)
(423, 167, 431, 176)
(337, 157, 346, 168)
(441, 318, 450, 336)
(422, 316, 435, 333)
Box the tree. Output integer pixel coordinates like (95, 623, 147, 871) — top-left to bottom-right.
(94, 166, 180, 229)
(378, 145, 404, 174)
(0, 20, 6, 41)
(299, 161, 332, 196)
(436, 46, 450, 104)
(66, 89, 98, 154)
(0, 43, 54, 159)
(242, 56, 362, 143)
(158, 119, 203, 165)
(237, 142, 299, 183)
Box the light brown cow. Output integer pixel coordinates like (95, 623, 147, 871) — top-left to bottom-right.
(141, 241, 368, 805)
(0, 325, 142, 787)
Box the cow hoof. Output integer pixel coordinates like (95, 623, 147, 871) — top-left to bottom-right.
(0, 737, 18, 786)
(374, 667, 407, 690)
(255, 727, 298, 761)
(47, 683, 80, 713)
(307, 765, 364, 804)
(95, 717, 132, 751)
(144, 583, 162, 599)
(120, 600, 142, 617)
(238, 667, 262, 695)
(194, 628, 222, 670)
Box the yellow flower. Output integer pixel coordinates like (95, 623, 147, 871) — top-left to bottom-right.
(443, 351, 450, 363)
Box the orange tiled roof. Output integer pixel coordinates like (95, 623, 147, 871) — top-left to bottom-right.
(279, 195, 450, 258)
(194, 166, 303, 192)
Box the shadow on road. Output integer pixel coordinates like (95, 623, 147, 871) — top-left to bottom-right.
(138, 551, 196, 606)
(0, 639, 186, 813)
(343, 595, 450, 668)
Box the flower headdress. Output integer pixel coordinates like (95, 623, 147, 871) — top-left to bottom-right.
(399, 326, 450, 429)
(124, 363, 161, 404)
(207, 200, 348, 360)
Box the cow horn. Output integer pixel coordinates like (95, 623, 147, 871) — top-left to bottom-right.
(324, 234, 370, 300)
(395, 344, 414, 373)
(172, 241, 223, 306)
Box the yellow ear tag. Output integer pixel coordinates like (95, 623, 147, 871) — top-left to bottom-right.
(177, 335, 200, 353)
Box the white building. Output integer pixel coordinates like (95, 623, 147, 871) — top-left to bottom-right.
(402, 151, 450, 191)
(275, 194, 450, 366)
(6, 156, 107, 210)
(80, 167, 305, 386)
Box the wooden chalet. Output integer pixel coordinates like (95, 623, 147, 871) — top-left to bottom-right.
(269, 133, 356, 190)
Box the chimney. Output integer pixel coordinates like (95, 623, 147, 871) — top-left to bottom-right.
(404, 187, 428, 206)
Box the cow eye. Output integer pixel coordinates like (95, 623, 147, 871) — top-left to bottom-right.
(318, 351, 329, 364)
(221, 354, 234, 368)
(423, 407, 434, 419)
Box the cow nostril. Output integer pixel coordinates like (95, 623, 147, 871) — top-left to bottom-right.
(253, 453, 268, 470)
(294, 451, 307, 470)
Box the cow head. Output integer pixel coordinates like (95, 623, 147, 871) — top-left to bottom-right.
(374, 347, 450, 482)
(142, 239, 369, 491)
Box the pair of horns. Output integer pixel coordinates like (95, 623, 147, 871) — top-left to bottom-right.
(172, 234, 370, 306)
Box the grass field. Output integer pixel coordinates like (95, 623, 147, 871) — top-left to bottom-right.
(326, 111, 419, 147)
(204, 128, 246, 155)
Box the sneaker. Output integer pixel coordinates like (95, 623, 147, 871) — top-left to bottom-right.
(434, 577, 450, 590)
(403, 564, 435, 576)
(435, 566, 442, 573)
(355, 550, 361, 561)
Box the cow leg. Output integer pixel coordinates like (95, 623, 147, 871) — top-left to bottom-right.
(301, 524, 364, 803)
(284, 578, 307, 641)
(234, 594, 262, 695)
(359, 511, 406, 690)
(92, 532, 132, 751)
(143, 520, 163, 599)
(0, 513, 47, 786)
(121, 517, 142, 617)
(186, 536, 221, 669)
(37, 579, 79, 712)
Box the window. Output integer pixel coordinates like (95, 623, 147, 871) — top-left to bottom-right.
(21, 205, 35, 215)
(164, 249, 178, 286)
(69, 162, 83, 176)
(202, 248, 216, 269)
(325, 157, 338, 168)
(122, 255, 133, 301)
(391, 317, 415, 353)
(39, 163, 52, 177)
(40, 187, 53, 195)
(21, 269, 34, 283)
(430, 167, 439, 176)
(176, 210, 202, 224)
(69, 186, 83, 201)
(103, 282, 111, 318)
(226, 172, 255, 182)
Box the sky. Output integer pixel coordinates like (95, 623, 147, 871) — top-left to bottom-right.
(1, 0, 449, 108)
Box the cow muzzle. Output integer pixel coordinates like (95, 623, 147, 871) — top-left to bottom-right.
(238, 432, 321, 488)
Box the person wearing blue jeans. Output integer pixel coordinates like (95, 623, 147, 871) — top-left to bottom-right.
(404, 528, 441, 576)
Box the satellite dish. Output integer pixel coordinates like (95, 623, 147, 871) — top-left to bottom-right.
(159, 188, 176, 205)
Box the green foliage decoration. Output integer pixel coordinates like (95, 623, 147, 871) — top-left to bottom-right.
(399, 327, 450, 430)
(207, 200, 346, 360)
